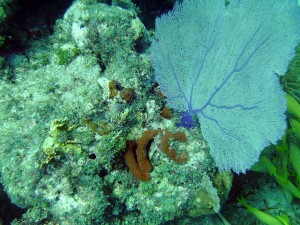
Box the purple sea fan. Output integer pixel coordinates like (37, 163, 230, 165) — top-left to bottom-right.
(151, 0, 300, 173)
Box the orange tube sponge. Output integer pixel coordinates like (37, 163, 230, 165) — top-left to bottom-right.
(161, 130, 187, 163)
(136, 130, 160, 172)
(124, 129, 187, 181)
(124, 140, 150, 181)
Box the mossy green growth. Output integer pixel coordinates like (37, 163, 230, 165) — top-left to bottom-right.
(0, 0, 13, 21)
(54, 44, 80, 65)
(0, 6, 5, 21)
(0, 35, 4, 47)
(0, 56, 4, 69)
(41, 119, 82, 165)
(94, 131, 126, 167)
(0, 0, 14, 47)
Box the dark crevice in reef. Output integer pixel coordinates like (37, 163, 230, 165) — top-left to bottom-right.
(0, 0, 73, 55)
(0, 184, 26, 225)
(132, 0, 176, 29)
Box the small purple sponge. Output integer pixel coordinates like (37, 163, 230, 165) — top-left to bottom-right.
(176, 112, 196, 129)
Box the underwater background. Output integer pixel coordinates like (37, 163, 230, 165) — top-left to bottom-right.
(0, 0, 300, 224)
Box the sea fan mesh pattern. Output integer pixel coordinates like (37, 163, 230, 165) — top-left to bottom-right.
(151, 0, 300, 172)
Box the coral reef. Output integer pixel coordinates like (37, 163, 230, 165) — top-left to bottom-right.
(0, 0, 232, 224)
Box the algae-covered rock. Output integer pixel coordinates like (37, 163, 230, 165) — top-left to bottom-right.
(188, 175, 221, 217)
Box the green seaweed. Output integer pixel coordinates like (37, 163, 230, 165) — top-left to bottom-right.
(251, 83, 300, 201)
(281, 44, 300, 102)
